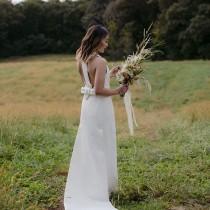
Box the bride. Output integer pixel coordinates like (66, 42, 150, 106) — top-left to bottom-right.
(64, 24, 128, 210)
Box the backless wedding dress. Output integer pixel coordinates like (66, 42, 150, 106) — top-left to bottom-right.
(64, 57, 118, 210)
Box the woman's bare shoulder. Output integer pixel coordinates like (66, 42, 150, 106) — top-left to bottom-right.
(94, 55, 107, 67)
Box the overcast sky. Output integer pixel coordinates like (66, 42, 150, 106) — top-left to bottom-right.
(12, 0, 77, 4)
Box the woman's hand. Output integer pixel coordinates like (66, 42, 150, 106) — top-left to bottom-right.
(116, 84, 129, 96)
(110, 65, 121, 78)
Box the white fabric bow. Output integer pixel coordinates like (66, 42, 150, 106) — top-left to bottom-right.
(81, 86, 95, 99)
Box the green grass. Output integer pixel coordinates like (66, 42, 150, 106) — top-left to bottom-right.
(136, 60, 210, 111)
(0, 116, 74, 210)
(115, 119, 210, 209)
(0, 116, 209, 210)
(0, 55, 210, 210)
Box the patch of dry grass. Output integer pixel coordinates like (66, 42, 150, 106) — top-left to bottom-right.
(180, 100, 210, 122)
(1, 55, 210, 210)
(0, 55, 209, 139)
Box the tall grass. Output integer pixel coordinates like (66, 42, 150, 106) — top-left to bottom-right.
(0, 116, 75, 210)
(0, 55, 210, 209)
(0, 116, 209, 210)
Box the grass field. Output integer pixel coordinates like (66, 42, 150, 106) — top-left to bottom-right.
(0, 55, 210, 210)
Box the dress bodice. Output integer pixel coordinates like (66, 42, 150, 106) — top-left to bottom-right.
(81, 60, 110, 97)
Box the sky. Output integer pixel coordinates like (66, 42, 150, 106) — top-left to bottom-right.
(12, 0, 77, 4)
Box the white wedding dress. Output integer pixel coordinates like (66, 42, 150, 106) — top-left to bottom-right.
(64, 58, 118, 210)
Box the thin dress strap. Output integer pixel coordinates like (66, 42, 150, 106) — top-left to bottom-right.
(81, 61, 92, 88)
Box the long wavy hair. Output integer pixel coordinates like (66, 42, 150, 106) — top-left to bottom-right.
(75, 24, 109, 63)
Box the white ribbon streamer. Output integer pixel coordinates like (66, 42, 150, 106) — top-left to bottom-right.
(123, 89, 138, 135)
(81, 86, 95, 100)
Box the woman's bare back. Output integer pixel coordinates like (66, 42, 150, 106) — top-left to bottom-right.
(78, 55, 107, 88)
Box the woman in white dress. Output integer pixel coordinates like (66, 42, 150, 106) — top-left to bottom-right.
(64, 24, 128, 210)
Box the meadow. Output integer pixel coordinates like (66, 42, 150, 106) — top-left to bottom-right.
(0, 55, 210, 210)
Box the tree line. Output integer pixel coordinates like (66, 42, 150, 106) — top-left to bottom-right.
(0, 0, 210, 59)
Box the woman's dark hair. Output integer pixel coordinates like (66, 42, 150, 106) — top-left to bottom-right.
(76, 24, 109, 63)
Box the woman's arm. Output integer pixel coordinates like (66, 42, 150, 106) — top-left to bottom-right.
(94, 59, 126, 96)
(77, 60, 85, 86)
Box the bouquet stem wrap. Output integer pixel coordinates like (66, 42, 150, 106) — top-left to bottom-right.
(123, 89, 138, 135)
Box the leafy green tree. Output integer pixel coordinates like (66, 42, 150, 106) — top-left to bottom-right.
(180, 3, 210, 59)
(0, 0, 23, 57)
(153, 0, 210, 59)
(81, 0, 111, 28)
(0, 0, 209, 59)
(62, 1, 86, 52)
(104, 0, 158, 59)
